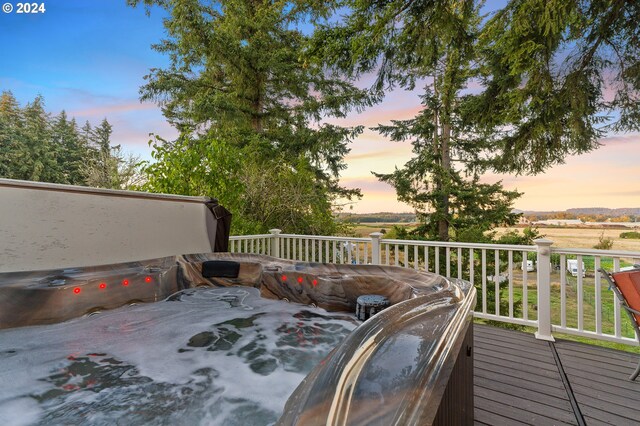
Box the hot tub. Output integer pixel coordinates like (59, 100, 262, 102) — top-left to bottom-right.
(0, 253, 475, 425)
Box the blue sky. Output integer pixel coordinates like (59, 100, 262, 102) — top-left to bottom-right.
(0, 0, 177, 157)
(1, 0, 638, 212)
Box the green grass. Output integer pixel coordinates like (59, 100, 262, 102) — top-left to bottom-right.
(551, 255, 634, 272)
(620, 231, 640, 240)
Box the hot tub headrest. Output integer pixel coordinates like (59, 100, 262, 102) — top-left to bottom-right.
(202, 260, 241, 278)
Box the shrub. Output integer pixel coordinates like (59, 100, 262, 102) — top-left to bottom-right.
(593, 231, 614, 250)
(620, 231, 640, 239)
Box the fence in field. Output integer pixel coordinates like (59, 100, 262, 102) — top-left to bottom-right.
(230, 230, 640, 345)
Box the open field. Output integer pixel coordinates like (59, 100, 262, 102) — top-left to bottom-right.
(349, 222, 416, 238)
(496, 226, 640, 252)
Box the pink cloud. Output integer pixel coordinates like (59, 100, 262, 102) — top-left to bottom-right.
(327, 104, 423, 127)
(359, 105, 423, 126)
(340, 176, 398, 194)
(345, 147, 409, 161)
(479, 173, 567, 188)
(109, 115, 178, 152)
(598, 133, 640, 147)
(343, 131, 640, 213)
(68, 101, 156, 117)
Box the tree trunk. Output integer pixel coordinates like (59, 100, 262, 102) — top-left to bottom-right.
(252, 74, 264, 133)
(439, 122, 451, 241)
(433, 68, 450, 242)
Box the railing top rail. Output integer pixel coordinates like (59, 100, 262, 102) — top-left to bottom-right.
(229, 234, 274, 240)
(551, 247, 640, 258)
(379, 238, 537, 252)
(277, 234, 371, 243)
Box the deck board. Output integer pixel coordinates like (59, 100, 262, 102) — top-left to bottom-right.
(473, 324, 577, 425)
(475, 354, 568, 385)
(555, 339, 640, 425)
(473, 324, 640, 426)
(474, 375, 571, 409)
(474, 336, 554, 358)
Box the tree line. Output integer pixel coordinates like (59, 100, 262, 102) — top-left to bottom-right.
(0, 91, 140, 189)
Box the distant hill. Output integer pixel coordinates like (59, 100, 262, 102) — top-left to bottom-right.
(523, 208, 640, 219)
(565, 208, 640, 216)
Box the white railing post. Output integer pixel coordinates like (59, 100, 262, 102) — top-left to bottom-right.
(534, 238, 555, 341)
(370, 232, 382, 265)
(270, 229, 281, 259)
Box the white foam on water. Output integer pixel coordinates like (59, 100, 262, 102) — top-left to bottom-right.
(0, 397, 42, 426)
(0, 287, 359, 425)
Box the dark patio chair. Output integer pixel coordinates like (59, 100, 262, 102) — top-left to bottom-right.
(600, 266, 640, 381)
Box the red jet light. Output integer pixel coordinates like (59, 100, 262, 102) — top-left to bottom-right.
(144, 276, 152, 283)
(122, 279, 129, 286)
(99, 283, 107, 290)
(297, 277, 303, 284)
(281, 275, 287, 282)
(312, 279, 318, 286)
(73, 287, 81, 294)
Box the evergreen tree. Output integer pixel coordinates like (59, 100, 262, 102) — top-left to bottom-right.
(129, 0, 369, 175)
(21, 96, 55, 182)
(0, 93, 140, 189)
(129, 0, 372, 234)
(78, 120, 97, 160)
(316, 0, 640, 240)
(0, 91, 24, 178)
(81, 118, 143, 190)
(51, 111, 88, 184)
(93, 118, 112, 155)
(316, 0, 521, 241)
(80, 120, 93, 148)
(67, 117, 90, 185)
(88, 118, 114, 188)
(475, 0, 640, 174)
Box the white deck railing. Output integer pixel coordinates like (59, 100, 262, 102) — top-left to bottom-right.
(229, 230, 640, 346)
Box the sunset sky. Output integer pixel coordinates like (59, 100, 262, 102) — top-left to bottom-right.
(1, 0, 638, 213)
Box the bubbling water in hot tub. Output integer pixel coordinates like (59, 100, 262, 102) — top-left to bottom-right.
(0, 287, 359, 425)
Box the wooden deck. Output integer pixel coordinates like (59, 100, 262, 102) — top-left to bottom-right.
(474, 324, 640, 426)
